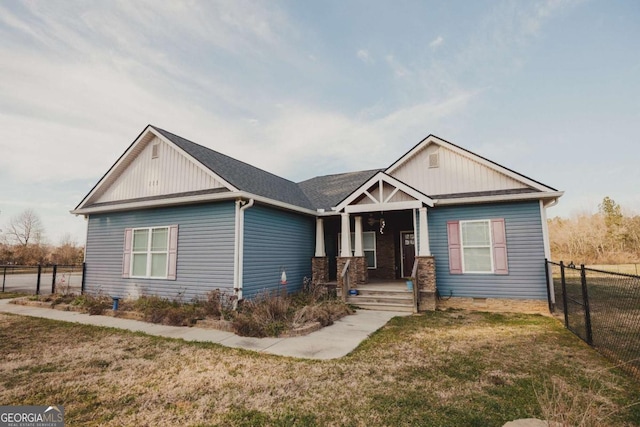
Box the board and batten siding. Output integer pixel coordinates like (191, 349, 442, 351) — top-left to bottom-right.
(85, 202, 236, 300)
(242, 204, 315, 299)
(428, 201, 547, 299)
(96, 136, 226, 204)
(391, 143, 528, 196)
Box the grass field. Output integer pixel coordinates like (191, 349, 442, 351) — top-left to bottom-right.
(587, 264, 640, 276)
(1, 310, 639, 426)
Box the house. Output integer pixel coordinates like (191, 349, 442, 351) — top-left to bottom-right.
(72, 125, 562, 313)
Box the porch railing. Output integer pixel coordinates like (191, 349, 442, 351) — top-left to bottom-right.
(411, 259, 419, 313)
(341, 259, 351, 302)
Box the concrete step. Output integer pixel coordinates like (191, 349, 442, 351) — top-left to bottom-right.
(347, 295, 413, 305)
(346, 301, 415, 312)
(353, 288, 412, 297)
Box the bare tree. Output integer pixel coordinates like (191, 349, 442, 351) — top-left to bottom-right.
(5, 208, 44, 247)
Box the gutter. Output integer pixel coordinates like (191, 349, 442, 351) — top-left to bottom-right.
(71, 191, 318, 217)
(432, 191, 564, 206)
(233, 198, 254, 302)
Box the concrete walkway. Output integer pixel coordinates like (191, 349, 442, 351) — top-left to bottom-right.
(0, 299, 408, 360)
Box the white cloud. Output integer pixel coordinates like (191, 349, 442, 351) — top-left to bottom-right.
(385, 55, 411, 78)
(356, 49, 373, 63)
(429, 36, 444, 49)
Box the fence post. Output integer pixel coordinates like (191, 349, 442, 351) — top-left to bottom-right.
(81, 262, 86, 295)
(2, 266, 6, 292)
(580, 264, 593, 345)
(51, 264, 57, 294)
(36, 265, 42, 295)
(544, 259, 553, 313)
(560, 261, 569, 329)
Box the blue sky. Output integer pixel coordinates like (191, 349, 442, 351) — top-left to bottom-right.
(0, 0, 639, 245)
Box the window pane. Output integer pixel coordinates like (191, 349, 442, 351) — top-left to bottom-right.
(462, 222, 490, 246)
(132, 254, 147, 276)
(133, 229, 149, 252)
(365, 250, 375, 268)
(463, 248, 492, 272)
(151, 228, 168, 251)
(150, 254, 167, 277)
(362, 232, 375, 250)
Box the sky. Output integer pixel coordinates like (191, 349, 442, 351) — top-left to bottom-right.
(0, 0, 639, 246)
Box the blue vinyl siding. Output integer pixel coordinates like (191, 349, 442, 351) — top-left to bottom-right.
(242, 204, 314, 298)
(429, 201, 547, 299)
(85, 202, 235, 300)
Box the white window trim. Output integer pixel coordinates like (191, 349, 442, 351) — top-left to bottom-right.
(131, 226, 169, 279)
(338, 231, 377, 269)
(460, 220, 494, 274)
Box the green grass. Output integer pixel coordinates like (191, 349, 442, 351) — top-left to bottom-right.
(0, 311, 639, 426)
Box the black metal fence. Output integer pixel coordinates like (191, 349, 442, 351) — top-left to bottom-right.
(547, 260, 640, 378)
(1, 263, 85, 295)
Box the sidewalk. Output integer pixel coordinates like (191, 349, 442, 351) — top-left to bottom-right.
(0, 298, 408, 360)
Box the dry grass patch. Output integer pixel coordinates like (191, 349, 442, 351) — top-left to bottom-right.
(0, 310, 639, 426)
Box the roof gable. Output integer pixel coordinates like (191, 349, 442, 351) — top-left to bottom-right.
(334, 171, 434, 213)
(75, 125, 314, 212)
(386, 135, 557, 196)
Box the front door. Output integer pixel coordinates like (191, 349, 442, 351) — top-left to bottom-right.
(401, 231, 415, 277)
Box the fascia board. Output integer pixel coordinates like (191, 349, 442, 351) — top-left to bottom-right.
(434, 191, 564, 206)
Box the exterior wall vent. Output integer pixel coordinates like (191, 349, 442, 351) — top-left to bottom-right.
(428, 152, 439, 168)
(151, 143, 160, 159)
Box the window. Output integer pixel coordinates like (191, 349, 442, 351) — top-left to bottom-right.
(447, 219, 508, 275)
(123, 225, 178, 280)
(132, 227, 168, 278)
(338, 231, 377, 269)
(151, 143, 160, 159)
(460, 220, 492, 273)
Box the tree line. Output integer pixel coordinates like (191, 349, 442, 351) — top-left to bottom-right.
(549, 197, 640, 264)
(0, 208, 83, 266)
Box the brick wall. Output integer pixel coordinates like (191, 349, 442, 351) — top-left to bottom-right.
(369, 232, 396, 280)
(311, 257, 329, 285)
(336, 256, 368, 291)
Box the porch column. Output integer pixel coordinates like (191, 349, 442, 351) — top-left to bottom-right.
(418, 207, 431, 256)
(353, 216, 364, 257)
(315, 218, 326, 257)
(340, 212, 351, 257)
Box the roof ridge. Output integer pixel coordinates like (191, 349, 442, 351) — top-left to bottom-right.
(297, 168, 383, 184)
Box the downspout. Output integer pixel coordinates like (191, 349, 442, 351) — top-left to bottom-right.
(234, 198, 254, 302)
(540, 199, 555, 304)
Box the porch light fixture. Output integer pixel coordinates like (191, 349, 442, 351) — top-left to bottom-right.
(367, 214, 386, 234)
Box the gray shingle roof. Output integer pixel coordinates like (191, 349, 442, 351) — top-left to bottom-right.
(297, 169, 382, 211)
(152, 126, 316, 210)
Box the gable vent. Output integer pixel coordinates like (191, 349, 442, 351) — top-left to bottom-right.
(428, 152, 439, 168)
(151, 143, 160, 159)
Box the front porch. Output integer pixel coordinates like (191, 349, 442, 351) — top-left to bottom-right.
(311, 172, 438, 313)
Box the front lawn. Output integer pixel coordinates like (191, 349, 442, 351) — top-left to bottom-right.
(0, 310, 638, 426)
